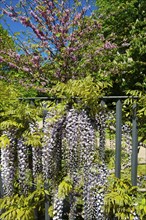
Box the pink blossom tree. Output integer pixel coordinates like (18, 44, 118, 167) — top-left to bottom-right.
(0, 0, 116, 95)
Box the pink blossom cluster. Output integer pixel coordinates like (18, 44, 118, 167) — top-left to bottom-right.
(3, 8, 17, 18)
(30, 10, 42, 23)
(104, 41, 117, 49)
(31, 55, 40, 67)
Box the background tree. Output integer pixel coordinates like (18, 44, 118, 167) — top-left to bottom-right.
(95, 0, 146, 94)
(96, 0, 146, 140)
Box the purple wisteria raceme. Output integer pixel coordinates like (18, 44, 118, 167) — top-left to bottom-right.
(42, 112, 51, 180)
(96, 110, 106, 162)
(78, 110, 97, 219)
(53, 191, 63, 220)
(64, 108, 80, 219)
(94, 111, 109, 219)
(82, 163, 108, 220)
(1, 130, 16, 196)
(78, 110, 95, 169)
(65, 109, 79, 179)
(94, 164, 108, 220)
(32, 145, 42, 178)
(29, 122, 42, 179)
(63, 108, 106, 219)
(42, 111, 63, 181)
(122, 124, 132, 161)
(17, 138, 29, 194)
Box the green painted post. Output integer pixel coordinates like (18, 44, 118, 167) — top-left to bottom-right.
(44, 183, 50, 220)
(45, 200, 50, 220)
(131, 103, 138, 186)
(115, 99, 122, 178)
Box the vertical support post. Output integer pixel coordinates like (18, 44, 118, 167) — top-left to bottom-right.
(45, 200, 50, 220)
(131, 103, 138, 186)
(44, 183, 50, 220)
(115, 99, 122, 178)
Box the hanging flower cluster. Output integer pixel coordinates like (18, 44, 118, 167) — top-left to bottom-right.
(53, 191, 64, 220)
(42, 111, 64, 181)
(96, 109, 107, 161)
(1, 130, 16, 196)
(65, 109, 79, 180)
(17, 137, 29, 194)
(29, 122, 42, 179)
(0, 105, 139, 219)
(122, 124, 132, 161)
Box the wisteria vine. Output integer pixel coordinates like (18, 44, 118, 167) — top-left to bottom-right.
(0, 107, 141, 219)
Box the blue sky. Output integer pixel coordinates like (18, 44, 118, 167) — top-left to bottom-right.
(0, 0, 97, 46)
